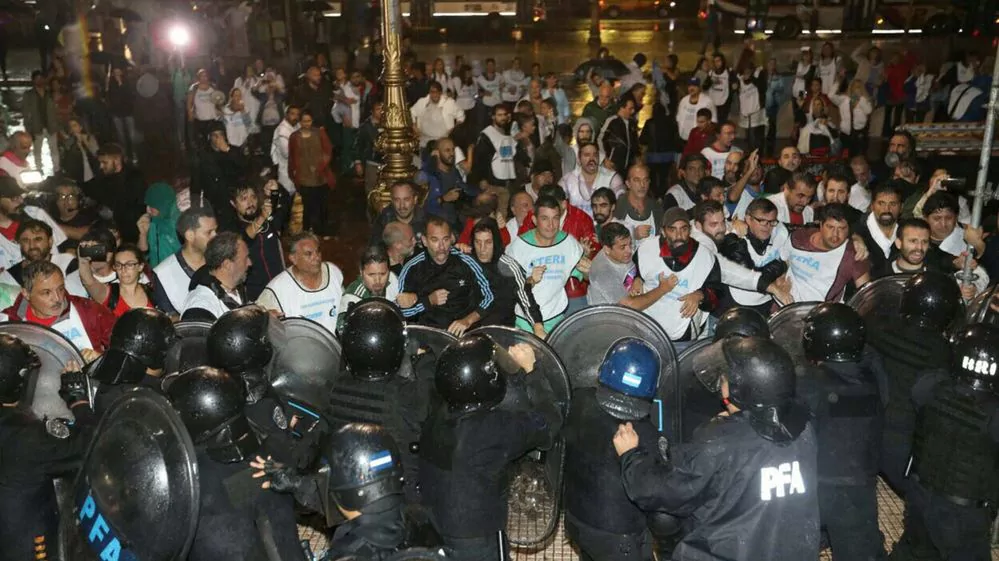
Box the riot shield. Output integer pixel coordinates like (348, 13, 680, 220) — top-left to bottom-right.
(0, 321, 83, 421)
(547, 304, 681, 441)
(405, 324, 457, 358)
(268, 317, 342, 417)
(768, 302, 818, 364)
(466, 325, 570, 547)
(848, 274, 911, 324)
(164, 320, 212, 374)
(63, 388, 200, 561)
(676, 339, 721, 442)
(965, 284, 999, 327)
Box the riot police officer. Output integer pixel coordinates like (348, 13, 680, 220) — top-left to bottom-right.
(615, 337, 820, 560)
(208, 306, 315, 469)
(254, 423, 415, 560)
(797, 303, 886, 561)
(868, 271, 960, 495)
(563, 337, 661, 561)
(329, 299, 436, 502)
(89, 308, 178, 412)
(713, 307, 771, 341)
(0, 334, 94, 561)
(165, 366, 305, 561)
(420, 334, 564, 560)
(890, 323, 999, 560)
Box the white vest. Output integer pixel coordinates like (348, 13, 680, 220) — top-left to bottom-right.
(505, 233, 584, 321)
(636, 238, 716, 340)
(701, 146, 740, 180)
(183, 285, 242, 319)
(729, 229, 788, 306)
(53, 302, 94, 351)
(666, 184, 697, 210)
(259, 263, 344, 334)
(937, 226, 966, 256)
(789, 240, 848, 303)
(482, 126, 516, 181)
(154, 253, 195, 313)
(767, 192, 814, 225)
(477, 75, 502, 107)
(707, 69, 731, 107)
(732, 186, 762, 221)
(620, 208, 658, 240)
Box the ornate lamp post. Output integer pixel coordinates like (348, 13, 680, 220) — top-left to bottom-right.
(369, 0, 419, 214)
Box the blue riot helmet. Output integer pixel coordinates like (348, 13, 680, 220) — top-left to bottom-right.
(596, 337, 661, 420)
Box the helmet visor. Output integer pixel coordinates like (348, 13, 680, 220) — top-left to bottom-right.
(691, 340, 728, 394)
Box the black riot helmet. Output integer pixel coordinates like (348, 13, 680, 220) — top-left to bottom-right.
(802, 303, 866, 363)
(713, 307, 771, 341)
(207, 307, 274, 375)
(950, 323, 999, 391)
(435, 333, 515, 415)
(164, 366, 260, 463)
(341, 299, 406, 381)
(93, 308, 179, 385)
(324, 423, 404, 512)
(900, 271, 962, 332)
(0, 334, 40, 404)
(695, 337, 804, 442)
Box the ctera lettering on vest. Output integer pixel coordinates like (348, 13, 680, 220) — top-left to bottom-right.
(78, 491, 138, 561)
(760, 461, 806, 501)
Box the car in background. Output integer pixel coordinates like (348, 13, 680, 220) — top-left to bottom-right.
(599, 0, 676, 18)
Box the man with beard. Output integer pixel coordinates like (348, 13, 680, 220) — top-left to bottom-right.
(615, 164, 664, 243)
(470, 104, 517, 216)
(3, 261, 115, 355)
(632, 207, 722, 351)
(720, 198, 792, 315)
(597, 97, 639, 174)
(701, 122, 742, 180)
(767, 172, 816, 226)
(855, 181, 903, 278)
(883, 217, 988, 299)
(663, 154, 708, 212)
(182, 232, 251, 320)
(6, 220, 74, 286)
(83, 143, 146, 243)
(153, 206, 218, 315)
(419, 138, 470, 230)
(820, 171, 864, 225)
(222, 178, 287, 300)
(194, 124, 248, 213)
(337, 245, 400, 335)
(763, 146, 802, 194)
(382, 221, 416, 275)
(372, 181, 427, 245)
(920, 191, 989, 299)
(271, 105, 301, 195)
(471, 218, 540, 328)
(727, 151, 765, 220)
(872, 130, 923, 189)
(257, 232, 344, 333)
(398, 215, 493, 335)
(587, 223, 636, 306)
(786, 203, 871, 303)
(561, 142, 624, 217)
(591, 188, 618, 237)
(506, 195, 589, 335)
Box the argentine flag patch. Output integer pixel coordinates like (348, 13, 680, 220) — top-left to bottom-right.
(622, 372, 643, 388)
(368, 450, 394, 472)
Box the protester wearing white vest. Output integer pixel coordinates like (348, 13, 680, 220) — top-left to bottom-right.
(767, 173, 817, 226)
(257, 233, 344, 334)
(784, 204, 871, 303)
(700, 122, 741, 180)
(411, 82, 466, 149)
(153, 206, 218, 316)
(631, 207, 721, 351)
(470, 105, 517, 217)
(181, 232, 251, 321)
(560, 143, 624, 217)
(2, 261, 114, 359)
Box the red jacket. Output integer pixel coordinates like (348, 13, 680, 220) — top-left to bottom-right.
(4, 295, 116, 352)
(519, 204, 598, 299)
(288, 127, 336, 188)
(683, 125, 714, 157)
(885, 53, 918, 104)
(458, 218, 511, 246)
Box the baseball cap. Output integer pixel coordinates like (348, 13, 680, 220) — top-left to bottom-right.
(662, 207, 690, 228)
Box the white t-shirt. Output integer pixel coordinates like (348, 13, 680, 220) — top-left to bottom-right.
(256, 263, 344, 334)
(701, 145, 742, 180)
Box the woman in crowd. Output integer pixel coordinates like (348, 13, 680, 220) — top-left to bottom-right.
(797, 99, 839, 157)
(137, 182, 181, 268)
(542, 72, 571, 125)
(830, 79, 874, 157)
(288, 110, 335, 237)
(817, 42, 842, 95)
(222, 87, 252, 151)
(431, 58, 451, 91)
(59, 116, 99, 185)
(79, 242, 159, 317)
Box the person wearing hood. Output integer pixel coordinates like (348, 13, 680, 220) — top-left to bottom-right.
(470, 218, 542, 330)
(137, 182, 182, 268)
